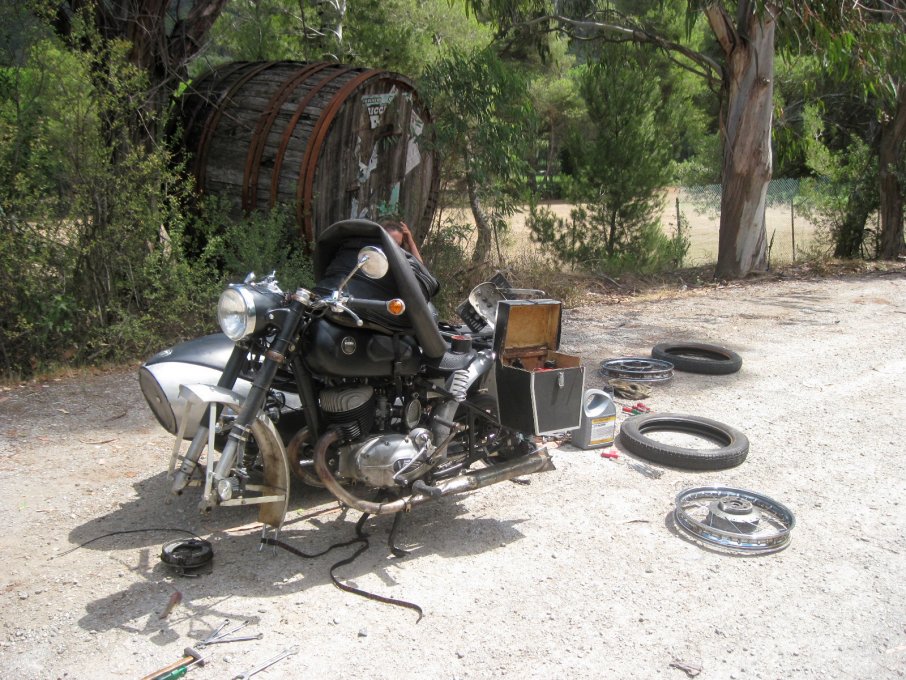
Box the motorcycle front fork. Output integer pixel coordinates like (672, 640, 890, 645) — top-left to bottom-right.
(201, 300, 306, 509)
(168, 341, 248, 498)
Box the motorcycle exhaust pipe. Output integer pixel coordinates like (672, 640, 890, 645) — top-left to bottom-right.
(313, 429, 555, 516)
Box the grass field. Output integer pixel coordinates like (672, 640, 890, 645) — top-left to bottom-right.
(497, 188, 824, 268)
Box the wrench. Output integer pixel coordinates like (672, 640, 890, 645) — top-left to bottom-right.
(233, 645, 298, 680)
(203, 632, 263, 645)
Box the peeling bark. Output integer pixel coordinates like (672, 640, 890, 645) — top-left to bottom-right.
(706, 3, 775, 279)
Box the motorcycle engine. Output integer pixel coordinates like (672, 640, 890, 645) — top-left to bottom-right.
(320, 385, 375, 438)
(321, 385, 434, 488)
(338, 429, 432, 489)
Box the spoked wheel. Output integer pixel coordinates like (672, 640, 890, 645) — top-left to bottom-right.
(600, 357, 674, 383)
(673, 486, 795, 554)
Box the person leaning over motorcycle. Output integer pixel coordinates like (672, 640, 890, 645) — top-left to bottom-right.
(314, 219, 440, 306)
(379, 220, 439, 302)
(382, 220, 425, 264)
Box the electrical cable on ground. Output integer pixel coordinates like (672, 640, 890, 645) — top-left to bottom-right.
(50, 528, 203, 560)
(262, 512, 424, 622)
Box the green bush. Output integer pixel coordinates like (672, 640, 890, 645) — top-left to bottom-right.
(0, 21, 328, 379)
(0, 210, 79, 375)
(527, 203, 688, 276)
(195, 199, 314, 291)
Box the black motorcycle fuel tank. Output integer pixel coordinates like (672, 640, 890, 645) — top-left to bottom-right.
(302, 319, 421, 377)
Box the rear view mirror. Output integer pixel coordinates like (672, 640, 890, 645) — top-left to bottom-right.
(357, 246, 389, 279)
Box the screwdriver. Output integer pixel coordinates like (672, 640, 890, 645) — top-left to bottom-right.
(153, 668, 190, 680)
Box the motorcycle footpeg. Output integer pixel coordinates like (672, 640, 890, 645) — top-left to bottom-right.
(412, 479, 443, 499)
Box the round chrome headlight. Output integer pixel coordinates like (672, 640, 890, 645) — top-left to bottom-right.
(218, 287, 257, 341)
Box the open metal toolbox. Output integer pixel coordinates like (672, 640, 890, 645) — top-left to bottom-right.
(490, 299, 585, 435)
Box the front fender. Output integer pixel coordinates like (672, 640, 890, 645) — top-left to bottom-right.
(175, 384, 291, 528)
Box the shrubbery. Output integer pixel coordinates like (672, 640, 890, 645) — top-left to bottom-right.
(0, 32, 318, 380)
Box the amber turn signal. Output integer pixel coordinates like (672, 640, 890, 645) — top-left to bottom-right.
(387, 298, 406, 315)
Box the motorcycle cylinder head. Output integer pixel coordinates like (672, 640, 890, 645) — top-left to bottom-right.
(320, 385, 376, 439)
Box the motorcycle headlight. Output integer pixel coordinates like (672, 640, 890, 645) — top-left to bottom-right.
(217, 285, 281, 341)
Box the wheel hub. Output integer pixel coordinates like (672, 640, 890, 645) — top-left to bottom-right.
(599, 357, 674, 383)
(706, 498, 761, 531)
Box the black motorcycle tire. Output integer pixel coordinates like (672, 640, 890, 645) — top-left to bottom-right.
(618, 413, 749, 470)
(651, 342, 742, 375)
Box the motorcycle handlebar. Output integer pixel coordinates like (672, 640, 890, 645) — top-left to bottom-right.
(346, 296, 405, 315)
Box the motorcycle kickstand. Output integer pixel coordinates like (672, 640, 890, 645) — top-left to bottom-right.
(388, 510, 409, 558)
(258, 523, 281, 556)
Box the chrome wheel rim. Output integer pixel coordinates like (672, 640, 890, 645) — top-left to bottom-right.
(673, 486, 795, 554)
(600, 357, 674, 383)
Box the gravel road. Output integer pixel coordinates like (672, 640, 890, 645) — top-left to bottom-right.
(1, 270, 905, 680)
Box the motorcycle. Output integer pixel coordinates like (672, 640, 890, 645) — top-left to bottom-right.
(139, 219, 585, 543)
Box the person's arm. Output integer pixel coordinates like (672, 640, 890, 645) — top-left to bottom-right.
(398, 222, 424, 263)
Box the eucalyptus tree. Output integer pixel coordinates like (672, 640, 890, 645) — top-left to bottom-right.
(463, 0, 782, 278)
(420, 48, 535, 263)
(468, 1, 906, 272)
(800, 3, 906, 258)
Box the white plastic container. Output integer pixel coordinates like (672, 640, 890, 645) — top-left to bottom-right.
(572, 389, 617, 449)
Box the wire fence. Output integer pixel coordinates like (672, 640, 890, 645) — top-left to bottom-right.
(671, 178, 821, 267)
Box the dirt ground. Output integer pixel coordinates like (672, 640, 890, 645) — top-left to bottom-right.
(2, 269, 905, 680)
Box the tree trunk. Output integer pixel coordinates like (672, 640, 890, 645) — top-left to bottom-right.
(467, 173, 493, 264)
(706, 3, 775, 279)
(878, 83, 906, 259)
(54, 0, 228, 148)
(833, 172, 875, 258)
(607, 208, 618, 256)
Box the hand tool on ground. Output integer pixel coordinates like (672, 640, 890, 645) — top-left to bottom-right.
(151, 654, 208, 680)
(202, 632, 263, 645)
(197, 619, 260, 648)
(202, 619, 249, 644)
(627, 459, 663, 479)
(233, 645, 298, 680)
(139, 646, 206, 680)
(204, 619, 230, 642)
